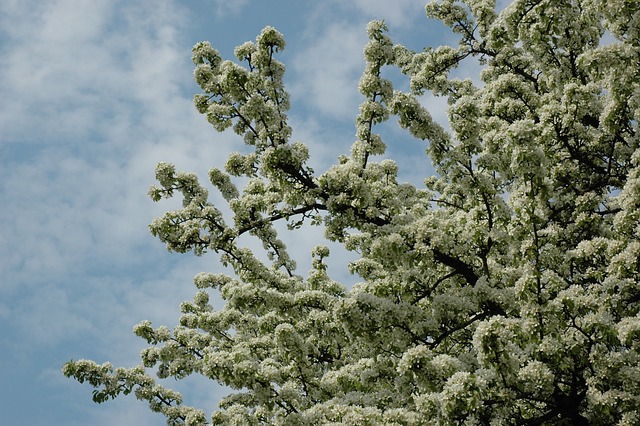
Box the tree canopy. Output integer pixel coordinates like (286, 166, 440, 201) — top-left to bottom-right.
(64, 0, 640, 424)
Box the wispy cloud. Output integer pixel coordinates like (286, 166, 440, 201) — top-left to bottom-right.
(290, 21, 366, 121)
(0, 1, 236, 422)
(348, 0, 426, 27)
(211, 0, 249, 18)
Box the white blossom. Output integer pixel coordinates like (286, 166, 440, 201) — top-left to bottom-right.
(64, 1, 640, 424)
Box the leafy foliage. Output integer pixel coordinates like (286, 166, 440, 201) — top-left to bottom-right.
(64, 1, 640, 424)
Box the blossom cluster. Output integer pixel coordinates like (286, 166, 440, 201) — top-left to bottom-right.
(65, 1, 640, 425)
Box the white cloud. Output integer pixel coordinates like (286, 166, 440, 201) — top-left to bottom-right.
(0, 0, 238, 366)
(211, 0, 249, 18)
(291, 22, 366, 120)
(348, 0, 426, 27)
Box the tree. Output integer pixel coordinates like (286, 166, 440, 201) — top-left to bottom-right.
(63, 0, 640, 424)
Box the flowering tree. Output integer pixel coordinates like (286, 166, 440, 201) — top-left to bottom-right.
(64, 0, 640, 424)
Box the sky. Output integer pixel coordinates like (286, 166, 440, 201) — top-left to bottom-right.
(0, 1, 462, 424)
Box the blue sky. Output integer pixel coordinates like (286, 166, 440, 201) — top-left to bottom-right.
(0, 1, 461, 424)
